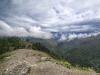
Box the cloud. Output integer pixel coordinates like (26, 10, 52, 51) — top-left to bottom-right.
(0, 20, 29, 36)
(29, 26, 53, 39)
(0, 0, 100, 40)
(60, 32, 100, 41)
(0, 20, 13, 31)
(0, 20, 52, 39)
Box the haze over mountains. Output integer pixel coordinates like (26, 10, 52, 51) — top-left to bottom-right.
(28, 34, 100, 72)
(0, 0, 100, 40)
(0, 0, 100, 73)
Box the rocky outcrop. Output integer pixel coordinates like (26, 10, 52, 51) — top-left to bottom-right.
(4, 62, 31, 75)
(0, 49, 97, 75)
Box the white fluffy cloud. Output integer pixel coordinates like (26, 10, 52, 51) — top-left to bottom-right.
(59, 32, 100, 41)
(0, 20, 52, 39)
(0, 0, 100, 40)
(29, 26, 53, 39)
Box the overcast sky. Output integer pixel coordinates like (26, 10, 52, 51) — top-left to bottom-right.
(0, 0, 100, 40)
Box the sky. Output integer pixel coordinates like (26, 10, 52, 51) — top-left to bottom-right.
(0, 0, 100, 40)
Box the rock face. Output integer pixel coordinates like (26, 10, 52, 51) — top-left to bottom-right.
(4, 62, 31, 75)
(0, 49, 97, 75)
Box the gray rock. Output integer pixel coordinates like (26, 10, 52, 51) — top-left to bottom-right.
(4, 62, 31, 75)
(41, 57, 50, 61)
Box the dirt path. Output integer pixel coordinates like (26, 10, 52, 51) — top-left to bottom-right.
(0, 49, 97, 75)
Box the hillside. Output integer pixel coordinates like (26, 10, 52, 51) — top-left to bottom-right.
(0, 37, 100, 74)
(25, 36, 100, 72)
(55, 35, 100, 72)
(0, 49, 97, 75)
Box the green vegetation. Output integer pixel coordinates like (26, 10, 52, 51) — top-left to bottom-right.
(0, 37, 32, 55)
(0, 37, 98, 72)
(54, 35, 100, 72)
(31, 42, 93, 71)
(0, 37, 73, 70)
(0, 37, 20, 55)
(27, 35, 100, 72)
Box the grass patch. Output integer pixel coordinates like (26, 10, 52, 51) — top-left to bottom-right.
(32, 49, 52, 58)
(32, 49, 94, 72)
(0, 52, 11, 61)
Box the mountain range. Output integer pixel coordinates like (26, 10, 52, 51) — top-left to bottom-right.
(27, 34, 100, 72)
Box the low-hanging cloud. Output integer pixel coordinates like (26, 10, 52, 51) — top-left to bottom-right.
(59, 32, 100, 41)
(0, 0, 100, 40)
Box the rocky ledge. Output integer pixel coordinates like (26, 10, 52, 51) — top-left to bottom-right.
(0, 49, 97, 75)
